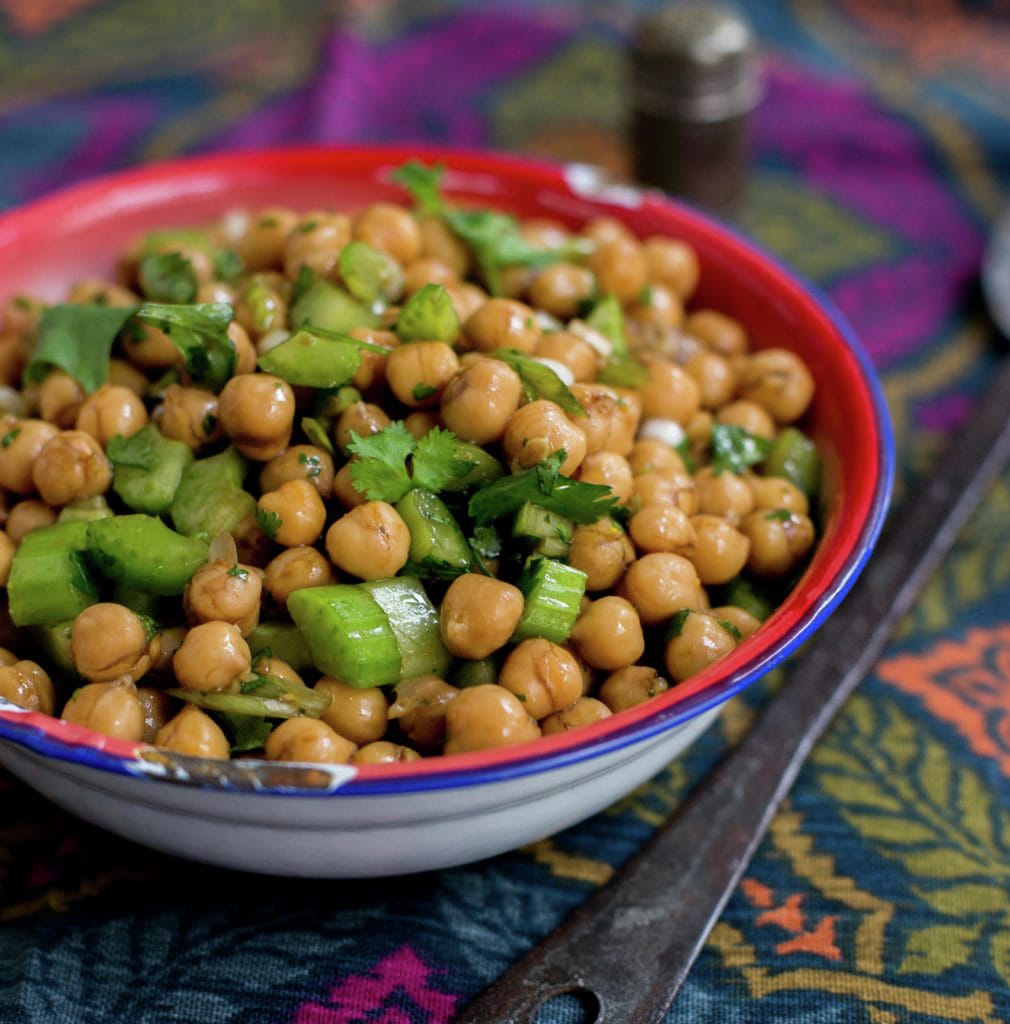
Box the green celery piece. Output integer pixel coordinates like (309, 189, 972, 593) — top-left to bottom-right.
(8, 522, 98, 626)
(27, 620, 76, 676)
(395, 489, 473, 579)
(257, 329, 361, 388)
(246, 622, 315, 676)
(57, 496, 114, 523)
(438, 441, 504, 492)
(493, 348, 585, 416)
(762, 427, 822, 500)
(289, 279, 379, 334)
(137, 251, 198, 304)
(136, 228, 213, 256)
(513, 556, 587, 644)
(359, 577, 450, 681)
(396, 283, 460, 343)
(88, 515, 208, 596)
(512, 501, 573, 559)
(723, 576, 773, 623)
(170, 448, 256, 539)
(450, 656, 500, 688)
(339, 241, 404, 305)
(112, 583, 162, 620)
(109, 424, 194, 515)
(586, 294, 629, 357)
(288, 585, 401, 687)
(168, 673, 329, 719)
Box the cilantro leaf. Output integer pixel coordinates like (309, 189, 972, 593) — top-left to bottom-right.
(301, 417, 334, 455)
(412, 427, 479, 493)
(256, 508, 282, 540)
(212, 248, 244, 283)
(493, 348, 585, 416)
(391, 160, 446, 216)
(106, 431, 158, 471)
(676, 438, 696, 473)
(468, 450, 619, 526)
(136, 302, 237, 392)
(347, 421, 416, 503)
(217, 712, 273, 755)
(137, 251, 197, 304)
(27, 303, 138, 393)
(711, 424, 773, 476)
(1, 427, 20, 449)
(470, 525, 502, 559)
(765, 508, 793, 522)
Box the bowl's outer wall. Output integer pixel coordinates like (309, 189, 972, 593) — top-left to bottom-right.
(0, 146, 894, 800)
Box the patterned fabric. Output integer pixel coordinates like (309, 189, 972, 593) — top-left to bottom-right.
(0, 1, 1008, 1020)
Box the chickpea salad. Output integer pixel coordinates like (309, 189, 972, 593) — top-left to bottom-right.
(0, 160, 821, 767)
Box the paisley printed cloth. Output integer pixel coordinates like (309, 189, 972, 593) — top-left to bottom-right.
(0, 1, 1009, 1021)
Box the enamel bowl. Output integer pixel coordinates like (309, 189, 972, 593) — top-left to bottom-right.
(0, 147, 893, 877)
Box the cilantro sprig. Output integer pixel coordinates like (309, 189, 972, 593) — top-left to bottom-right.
(710, 424, 773, 476)
(347, 423, 480, 503)
(468, 450, 618, 526)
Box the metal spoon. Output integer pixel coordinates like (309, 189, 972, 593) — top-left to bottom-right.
(454, 212, 1010, 1024)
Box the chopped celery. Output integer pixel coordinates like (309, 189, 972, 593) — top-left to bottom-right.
(8, 522, 98, 626)
(169, 674, 329, 719)
(27, 620, 76, 675)
(88, 515, 208, 596)
(493, 348, 585, 416)
(57, 496, 114, 523)
(396, 283, 459, 344)
(109, 424, 194, 515)
(246, 622, 316, 676)
(289, 279, 379, 334)
(360, 577, 450, 680)
(338, 241, 404, 305)
(451, 656, 501, 688)
(512, 501, 574, 559)
(257, 329, 361, 388)
(170, 447, 256, 539)
(762, 427, 822, 499)
(112, 583, 162, 620)
(513, 556, 587, 644)
(395, 489, 472, 579)
(288, 585, 400, 686)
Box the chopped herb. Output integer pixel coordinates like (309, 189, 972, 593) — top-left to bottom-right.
(716, 617, 743, 641)
(766, 508, 793, 522)
(290, 265, 316, 308)
(256, 507, 283, 540)
(298, 451, 322, 478)
(212, 247, 244, 283)
(221, 713, 274, 755)
(676, 438, 696, 473)
(297, 219, 320, 234)
(470, 524, 502, 559)
(106, 431, 158, 471)
(412, 382, 438, 401)
(710, 424, 773, 476)
(468, 450, 618, 526)
(227, 564, 250, 580)
(301, 416, 334, 455)
(202, 412, 218, 436)
(137, 251, 197, 304)
(138, 613, 159, 643)
(258, 216, 280, 229)
(136, 301, 237, 392)
(1, 428, 20, 449)
(391, 160, 446, 216)
(412, 427, 479, 493)
(667, 608, 692, 639)
(515, 692, 527, 703)
(12, 296, 32, 311)
(639, 284, 655, 307)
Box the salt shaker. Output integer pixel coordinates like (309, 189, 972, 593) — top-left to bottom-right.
(630, 0, 761, 219)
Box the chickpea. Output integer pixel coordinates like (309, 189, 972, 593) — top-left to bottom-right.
(740, 510, 815, 577)
(352, 741, 422, 765)
(619, 552, 703, 625)
(315, 677, 388, 746)
(444, 684, 541, 754)
(325, 501, 410, 580)
(257, 479, 326, 548)
(577, 452, 634, 504)
(439, 575, 524, 661)
(234, 276, 287, 340)
(155, 705, 230, 759)
(607, 388, 644, 455)
(626, 282, 684, 330)
(664, 611, 738, 682)
(444, 282, 487, 324)
(541, 697, 612, 735)
(264, 548, 331, 609)
(440, 358, 522, 444)
(403, 411, 440, 438)
(6, 500, 54, 542)
(746, 474, 809, 516)
(503, 399, 587, 476)
(588, 236, 648, 303)
(629, 504, 696, 555)
(535, 330, 600, 383)
(265, 717, 357, 764)
(716, 399, 776, 441)
(173, 621, 250, 692)
(233, 207, 299, 271)
(0, 659, 54, 714)
(420, 215, 470, 277)
(570, 596, 644, 670)
(253, 656, 304, 688)
(218, 373, 295, 461)
(136, 686, 173, 742)
(643, 236, 700, 299)
(38, 370, 84, 427)
(583, 216, 634, 248)
(638, 360, 701, 425)
(568, 518, 635, 591)
(688, 514, 751, 585)
(32, 430, 111, 507)
(0, 649, 15, 668)
(348, 327, 398, 393)
(568, 383, 626, 455)
(598, 665, 669, 713)
(464, 298, 540, 354)
(107, 359, 150, 397)
(335, 401, 391, 451)
(283, 211, 352, 281)
(388, 675, 459, 749)
(155, 385, 223, 449)
(694, 466, 755, 524)
(685, 350, 735, 410)
(403, 258, 457, 296)
(150, 626, 187, 676)
(385, 341, 459, 409)
(633, 471, 698, 516)
(122, 323, 183, 370)
(197, 281, 236, 305)
(497, 639, 583, 719)
(0, 529, 14, 586)
(0, 333, 28, 388)
(259, 444, 335, 499)
(354, 202, 422, 265)
(227, 321, 257, 376)
(736, 349, 815, 424)
(685, 310, 748, 358)
(62, 679, 145, 741)
(71, 603, 159, 683)
(0, 419, 59, 494)
(710, 605, 762, 640)
(528, 263, 595, 320)
(76, 386, 148, 446)
(67, 278, 138, 307)
(185, 560, 263, 635)
(333, 461, 367, 510)
(628, 438, 686, 478)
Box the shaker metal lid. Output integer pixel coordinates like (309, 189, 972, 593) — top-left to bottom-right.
(631, 0, 762, 122)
